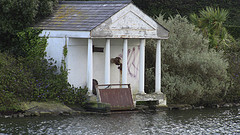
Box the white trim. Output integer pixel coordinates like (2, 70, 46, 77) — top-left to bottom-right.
(39, 30, 90, 38)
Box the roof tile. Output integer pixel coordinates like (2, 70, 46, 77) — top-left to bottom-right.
(35, 1, 130, 31)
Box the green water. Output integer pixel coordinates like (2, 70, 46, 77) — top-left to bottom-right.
(0, 107, 240, 134)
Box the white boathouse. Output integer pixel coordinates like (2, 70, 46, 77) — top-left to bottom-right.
(36, 1, 169, 106)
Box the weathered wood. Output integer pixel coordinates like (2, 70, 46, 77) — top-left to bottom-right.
(97, 84, 134, 110)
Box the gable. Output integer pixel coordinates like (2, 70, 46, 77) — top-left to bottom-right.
(91, 3, 169, 39)
(110, 11, 154, 30)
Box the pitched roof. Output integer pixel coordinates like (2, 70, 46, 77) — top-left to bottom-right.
(36, 1, 131, 31)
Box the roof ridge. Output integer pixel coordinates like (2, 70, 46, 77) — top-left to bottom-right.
(59, 1, 132, 4)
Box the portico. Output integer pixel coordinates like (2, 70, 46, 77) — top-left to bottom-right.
(86, 38, 163, 95)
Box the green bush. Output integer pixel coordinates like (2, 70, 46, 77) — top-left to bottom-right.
(0, 89, 20, 113)
(0, 52, 34, 113)
(145, 15, 229, 105)
(0, 53, 36, 99)
(224, 43, 240, 103)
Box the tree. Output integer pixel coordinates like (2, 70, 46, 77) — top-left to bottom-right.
(0, 0, 58, 53)
(145, 14, 229, 105)
(190, 7, 234, 50)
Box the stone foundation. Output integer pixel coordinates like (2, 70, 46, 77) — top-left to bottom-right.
(133, 93, 167, 107)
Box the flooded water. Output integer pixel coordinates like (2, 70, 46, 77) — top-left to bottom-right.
(0, 107, 240, 134)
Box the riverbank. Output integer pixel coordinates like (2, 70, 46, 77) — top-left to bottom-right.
(1, 101, 240, 118)
(0, 101, 111, 118)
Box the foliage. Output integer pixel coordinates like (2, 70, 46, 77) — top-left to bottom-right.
(133, 0, 240, 26)
(226, 26, 240, 39)
(0, 0, 58, 52)
(15, 28, 48, 59)
(190, 7, 234, 50)
(0, 89, 20, 113)
(36, 0, 58, 21)
(18, 29, 88, 105)
(145, 14, 229, 105)
(0, 52, 32, 113)
(0, 53, 36, 99)
(224, 44, 240, 103)
(144, 40, 156, 93)
(144, 67, 155, 93)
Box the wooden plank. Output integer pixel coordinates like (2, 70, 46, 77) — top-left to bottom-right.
(98, 86, 134, 110)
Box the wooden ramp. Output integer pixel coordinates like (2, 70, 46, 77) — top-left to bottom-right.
(97, 84, 134, 110)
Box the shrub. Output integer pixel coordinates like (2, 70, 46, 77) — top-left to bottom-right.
(0, 89, 20, 113)
(0, 52, 36, 99)
(224, 43, 240, 102)
(145, 15, 229, 105)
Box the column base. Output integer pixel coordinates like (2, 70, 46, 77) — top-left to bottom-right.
(155, 91, 163, 94)
(137, 92, 146, 94)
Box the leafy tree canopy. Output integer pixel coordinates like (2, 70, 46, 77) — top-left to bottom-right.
(0, 0, 58, 52)
(190, 7, 235, 50)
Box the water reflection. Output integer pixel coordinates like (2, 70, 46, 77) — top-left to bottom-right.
(0, 107, 240, 134)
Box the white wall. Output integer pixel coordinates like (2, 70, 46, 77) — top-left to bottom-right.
(45, 37, 65, 69)
(67, 38, 140, 93)
(68, 38, 88, 88)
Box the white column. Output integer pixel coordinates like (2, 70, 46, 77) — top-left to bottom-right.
(105, 39, 110, 84)
(122, 39, 128, 86)
(87, 38, 93, 95)
(155, 39, 162, 94)
(139, 39, 146, 94)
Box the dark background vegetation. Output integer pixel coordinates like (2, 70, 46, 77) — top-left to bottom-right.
(132, 0, 240, 39)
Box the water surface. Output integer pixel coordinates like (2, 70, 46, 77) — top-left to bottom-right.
(0, 107, 240, 134)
